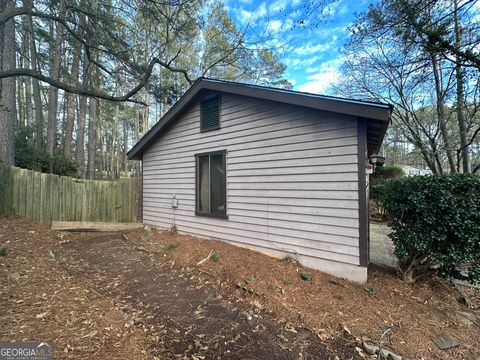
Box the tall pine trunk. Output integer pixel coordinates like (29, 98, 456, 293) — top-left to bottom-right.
(111, 73, 120, 178)
(64, 14, 85, 159)
(85, 50, 98, 180)
(17, 37, 26, 128)
(75, 51, 88, 178)
(27, 12, 45, 148)
(23, 16, 32, 131)
(46, 0, 65, 166)
(454, 0, 470, 173)
(25, 76, 32, 129)
(86, 97, 97, 179)
(122, 120, 128, 172)
(0, 0, 17, 165)
(76, 94, 87, 177)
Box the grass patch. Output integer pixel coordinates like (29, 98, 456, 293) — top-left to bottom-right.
(155, 242, 180, 254)
(210, 250, 221, 262)
(300, 273, 313, 281)
(244, 274, 255, 284)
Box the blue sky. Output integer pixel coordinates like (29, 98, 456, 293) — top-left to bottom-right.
(224, 0, 370, 94)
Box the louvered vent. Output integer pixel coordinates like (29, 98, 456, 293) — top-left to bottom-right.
(201, 97, 220, 131)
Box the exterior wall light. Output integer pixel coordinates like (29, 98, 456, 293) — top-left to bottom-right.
(369, 154, 386, 168)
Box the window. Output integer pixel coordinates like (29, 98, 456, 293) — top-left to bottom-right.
(200, 96, 220, 131)
(195, 151, 227, 218)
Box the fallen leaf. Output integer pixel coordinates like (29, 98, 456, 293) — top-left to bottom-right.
(82, 330, 98, 338)
(35, 312, 49, 319)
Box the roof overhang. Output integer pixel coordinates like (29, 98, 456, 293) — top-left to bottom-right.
(127, 78, 392, 160)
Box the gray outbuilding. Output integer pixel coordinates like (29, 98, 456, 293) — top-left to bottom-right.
(128, 78, 391, 283)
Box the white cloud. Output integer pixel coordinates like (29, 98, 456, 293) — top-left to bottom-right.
(293, 36, 337, 56)
(284, 58, 300, 67)
(321, 0, 348, 18)
(296, 57, 344, 94)
(268, 19, 283, 31)
(257, 2, 267, 17)
(285, 56, 321, 69)
(313, 25, 348, 40)
(237, 2, 266, 24)
(268, 0, 285, 12)
(237, 8, 253, 24)
(289, 35, 340, 57)
(338, 4, 349, 16)
(469, 1, 480, 22)
(284, 17, 294, 29)
(297, 73, 339, 94)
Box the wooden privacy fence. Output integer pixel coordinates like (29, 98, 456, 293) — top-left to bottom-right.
(0, 165, 140, 223)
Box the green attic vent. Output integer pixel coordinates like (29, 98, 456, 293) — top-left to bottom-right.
(201, 96, 220, 131)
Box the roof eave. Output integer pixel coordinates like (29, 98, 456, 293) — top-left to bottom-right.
(127, 78, 391, 161)
(200, 80, 391, 122)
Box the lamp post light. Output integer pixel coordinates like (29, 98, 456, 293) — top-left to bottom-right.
(369, 154, 386, 171)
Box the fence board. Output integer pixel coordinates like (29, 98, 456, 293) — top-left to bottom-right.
(0, 165, 6, 216)
(0, 165, 138, 223)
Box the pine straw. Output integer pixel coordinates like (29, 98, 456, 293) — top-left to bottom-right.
(1, 217, 479, 359)
(0, 217, 149, 360)
(133, 226, 480, 359)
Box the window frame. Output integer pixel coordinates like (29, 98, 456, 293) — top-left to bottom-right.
(200, 95, 221, 132)
(195, 150, 228, 219)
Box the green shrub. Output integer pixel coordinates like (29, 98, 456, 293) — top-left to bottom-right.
(370, 165, 404, 221)
(382, 174, 480, 283)
(371, 165, 404, 200)
(373, 165, 405, 182)
(15, 126, 77, 176)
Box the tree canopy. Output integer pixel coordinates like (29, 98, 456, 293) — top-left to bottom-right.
(334, 0, 480, 174)
(0, 0, 292, 177)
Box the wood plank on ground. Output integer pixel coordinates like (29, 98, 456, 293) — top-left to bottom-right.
(51, 221, 144, 232)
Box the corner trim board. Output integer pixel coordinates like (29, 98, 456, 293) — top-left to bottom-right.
(357, 118, 369, 267)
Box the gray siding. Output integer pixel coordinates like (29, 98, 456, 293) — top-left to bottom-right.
(142, 93, 364, 279)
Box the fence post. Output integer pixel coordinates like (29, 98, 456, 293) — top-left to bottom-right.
(136, 171, 142, 223)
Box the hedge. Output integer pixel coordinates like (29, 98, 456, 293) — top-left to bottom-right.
(382, 174, 480, 283)
(371, 166, 404, 199)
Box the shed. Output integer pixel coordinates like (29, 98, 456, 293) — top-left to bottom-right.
(128, 78, 391, 283)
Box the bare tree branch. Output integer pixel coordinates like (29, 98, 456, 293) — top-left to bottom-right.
(0, 56, 193, 103)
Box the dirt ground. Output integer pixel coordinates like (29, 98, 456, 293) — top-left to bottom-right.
(1, 217, 479, 359)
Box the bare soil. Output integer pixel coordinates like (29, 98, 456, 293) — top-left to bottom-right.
(1, 217, 479, 359)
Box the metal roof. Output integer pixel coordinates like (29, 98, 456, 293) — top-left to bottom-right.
(128, 78, 392, 160)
